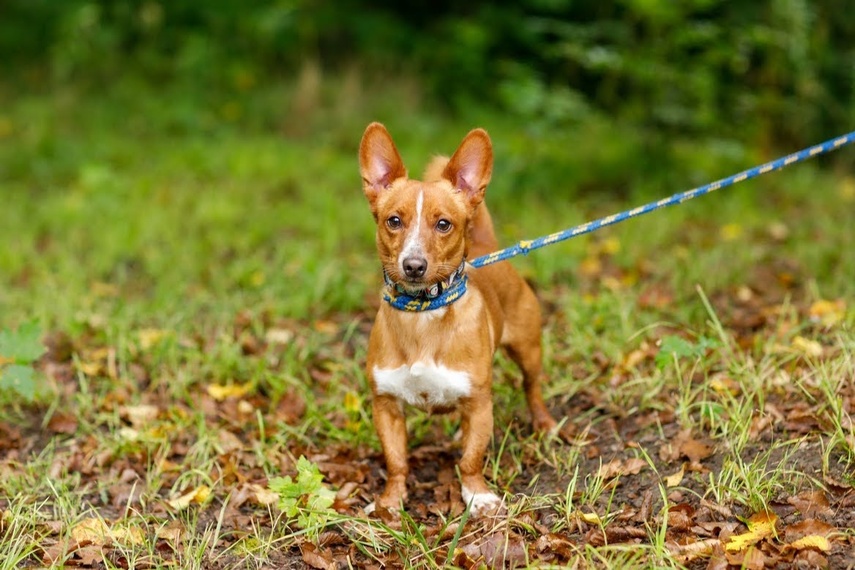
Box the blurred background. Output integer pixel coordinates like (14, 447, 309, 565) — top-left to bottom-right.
(1, 0, 854, 324)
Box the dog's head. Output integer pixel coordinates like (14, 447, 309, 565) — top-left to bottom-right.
(359, 123, 492, 293)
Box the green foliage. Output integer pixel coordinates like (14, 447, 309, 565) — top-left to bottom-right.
(655, 334, 720, 370)
(0, 321, 46, 402)
(3, 1, 852, 151)
(268, 456, 337, 541)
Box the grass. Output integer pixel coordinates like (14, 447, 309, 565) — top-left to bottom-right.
(1, 69, 854, 567)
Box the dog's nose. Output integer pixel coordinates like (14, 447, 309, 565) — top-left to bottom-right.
(402, 257, 427, 279)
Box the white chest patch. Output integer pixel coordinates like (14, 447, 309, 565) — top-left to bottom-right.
(373, 362, 471, 409)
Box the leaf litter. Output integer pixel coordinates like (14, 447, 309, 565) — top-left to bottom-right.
(1, 252, 854, 568)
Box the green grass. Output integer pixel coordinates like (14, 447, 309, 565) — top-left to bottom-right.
(1, 71, 854, 568)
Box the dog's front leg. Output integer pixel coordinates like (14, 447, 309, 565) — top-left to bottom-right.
(373, 394, 409, 512)
(458, 385, 502, 516)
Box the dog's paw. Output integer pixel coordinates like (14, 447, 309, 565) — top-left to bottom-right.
(461, 487, 504, 517)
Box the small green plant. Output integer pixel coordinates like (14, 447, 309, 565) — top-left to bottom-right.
(268, 456, 337, 541)
(654, 334, 720, 370)
(0, 321, 46, 402)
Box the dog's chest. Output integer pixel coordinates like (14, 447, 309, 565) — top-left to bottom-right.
(373, 361, 471, 410)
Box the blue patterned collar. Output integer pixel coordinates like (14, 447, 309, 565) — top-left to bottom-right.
(382, 260, 468, 312)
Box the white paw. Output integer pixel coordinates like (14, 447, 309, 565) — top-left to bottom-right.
(461, 486, 503, 517)
(364, 501, 376, 515)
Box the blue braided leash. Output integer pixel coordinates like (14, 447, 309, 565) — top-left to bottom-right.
(469, 130, 855, 269)
(382, 130, 855, 312)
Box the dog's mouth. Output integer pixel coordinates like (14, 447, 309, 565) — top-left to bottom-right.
(382, 259, 467, 297)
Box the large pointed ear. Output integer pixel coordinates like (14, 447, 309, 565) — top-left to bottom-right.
(359, 122, 407, 209)
(442, 128, 493, 207)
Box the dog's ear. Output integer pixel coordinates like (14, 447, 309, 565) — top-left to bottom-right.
(443, 128, 493, 208)
(359, 123, 407, 209)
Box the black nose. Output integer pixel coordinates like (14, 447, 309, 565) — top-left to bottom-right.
(402, 257, 427, 279)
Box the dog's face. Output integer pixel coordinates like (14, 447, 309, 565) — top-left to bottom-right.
(359, 123, 492, 292)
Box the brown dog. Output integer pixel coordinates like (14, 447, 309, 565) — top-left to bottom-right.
(359, 123, 557, 516)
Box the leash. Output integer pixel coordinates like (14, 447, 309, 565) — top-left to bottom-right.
(383, 130, 855, 312)
(469, 130, 855, 269)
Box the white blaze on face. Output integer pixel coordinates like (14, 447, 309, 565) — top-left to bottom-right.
(397, 190, 424, 268)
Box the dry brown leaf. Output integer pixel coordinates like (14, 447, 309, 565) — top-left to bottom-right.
(459, 532, 528, 568)
(597, 457, 646, 479)
(726, 545, 767, 570)
(787, 490, 833, 518)
(47, 412, 79, 435)
(667, 538, 719, 563)
(300, 542, 336, 570)
(784, 518, 836, 541)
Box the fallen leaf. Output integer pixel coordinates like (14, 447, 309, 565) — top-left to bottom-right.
(597, 457, 646, 479)
(459, 532, 528, 568)
(791, 336, 823, 358)
(679, 437, 713, 464)
(119, 404, 159, 428)
(579, 511, 601, 525)
(789, 534, 831, 552)
(47, 412, 79, 435)
(168, 485, 211, 510)
(664, 464, 685, 487)
(808, 299, 846, 327)
(725, 511, 778, 552)
(784, 518, 836, 541)
(264, 328, 294, 345)
(71, 517, 111, 544)
(667, 538, 718, 562)
(138, 328, 169, 350)
(720, 223, 743, 241)
(300, 542, 335, 570)
(206, 382, 252, 401)
(787, 490, 833, 518)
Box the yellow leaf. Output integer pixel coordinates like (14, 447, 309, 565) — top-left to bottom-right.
(249, 270, 265, 287)
(72, 517, 110, 544)
(344, 391, 361, 413)
(110, 525, 144, 545)
(138, 328, 168, 350)
(789, 535, 831, 552)
(578, 256, 602, 278)
(720, 223, 743, 241)
(808, 299, 846, 328)
(710, 375, 740, 396)
(579, 511, 601, 525)
(599, 236, 621, 255)
(168, 485, 211, 510)
(207, 382, 252, 401)
(792, 336, 823, 358)
(841, 177, 855, 202)
(726, 511, 778, 551)
(664, 464, 685, 487)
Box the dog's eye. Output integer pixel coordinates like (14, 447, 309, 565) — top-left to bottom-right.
(386, 216, 402, 229)
(435, 219, 452, 233)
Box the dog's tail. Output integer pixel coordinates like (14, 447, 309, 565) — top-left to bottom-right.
(423, 157, 499, 256)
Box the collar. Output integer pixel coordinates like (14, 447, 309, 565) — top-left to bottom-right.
(382, 260, 468, 312)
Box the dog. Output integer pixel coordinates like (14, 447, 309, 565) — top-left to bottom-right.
(358, 122, 558, 516)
